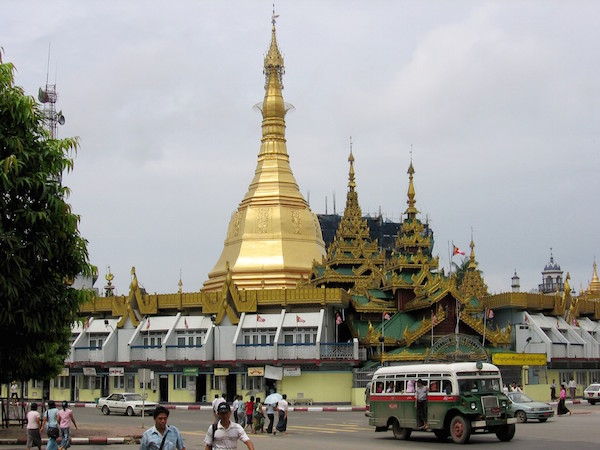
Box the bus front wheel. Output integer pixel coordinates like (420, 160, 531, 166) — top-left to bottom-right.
(391, 419, 411, 440)
(495, 424, 516, 442)
(450, 415, 471, 444)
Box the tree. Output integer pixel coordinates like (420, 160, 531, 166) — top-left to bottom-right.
(0, 51, 92, 384)
(451, 257, 470, 287)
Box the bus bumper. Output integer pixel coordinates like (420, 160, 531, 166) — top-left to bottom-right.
(472, 417, 517, 428)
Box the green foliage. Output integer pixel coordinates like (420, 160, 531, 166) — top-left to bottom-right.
(452, 257, 470, 287)
(0, 51, 92, 383)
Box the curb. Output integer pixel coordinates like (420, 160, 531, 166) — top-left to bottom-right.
(75, 402, 367, 412)
(0, 437, 136, 446)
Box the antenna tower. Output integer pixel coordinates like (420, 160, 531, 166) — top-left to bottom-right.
(38, 47, 65, 138)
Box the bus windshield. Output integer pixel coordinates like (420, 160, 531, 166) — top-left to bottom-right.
(458, 377, 501, 394)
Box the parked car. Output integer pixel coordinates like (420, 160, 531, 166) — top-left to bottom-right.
(507, 392, 554, 423)
(96, 392, 157, 416)
(583, 383, 600, 405)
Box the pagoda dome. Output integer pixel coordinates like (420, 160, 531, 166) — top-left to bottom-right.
(544, 255, 561, 272)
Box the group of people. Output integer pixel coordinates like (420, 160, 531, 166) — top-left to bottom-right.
(188, 392, 289, 449)
(26, 400, 77, 450)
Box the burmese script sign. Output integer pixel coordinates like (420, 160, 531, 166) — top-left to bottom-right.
(492, 353, 547, 366)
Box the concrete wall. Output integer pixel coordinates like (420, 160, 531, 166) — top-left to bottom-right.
(278, 371, 353, 404)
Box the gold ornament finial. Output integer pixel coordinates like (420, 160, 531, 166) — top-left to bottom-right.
(405, 150, 419, 218)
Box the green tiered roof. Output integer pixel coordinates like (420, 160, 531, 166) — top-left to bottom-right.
(308, 148, 386, 292)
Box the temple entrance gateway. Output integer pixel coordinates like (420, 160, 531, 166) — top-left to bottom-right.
(426, 334, 491, 364)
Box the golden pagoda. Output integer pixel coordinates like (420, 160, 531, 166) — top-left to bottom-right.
(202, 17, 325, 292)
(586, 260, 600, 295)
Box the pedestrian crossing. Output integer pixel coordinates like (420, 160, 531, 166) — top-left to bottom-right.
(181, 421, 370, 438)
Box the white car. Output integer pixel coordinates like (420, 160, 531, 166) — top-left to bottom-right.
(96, 393, 158, 416)
(583, 383, 600, 405)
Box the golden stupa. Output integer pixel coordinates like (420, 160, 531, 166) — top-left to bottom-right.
(202, 18, 325, 292)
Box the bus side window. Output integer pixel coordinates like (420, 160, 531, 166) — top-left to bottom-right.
(442, 380, 452, 395)
(429, 380, 440, 393)
(406, 379, 415, 393)
(376, 382, 384, 393)
(395, 380, 405, 393)
(386, 381, 395, 393)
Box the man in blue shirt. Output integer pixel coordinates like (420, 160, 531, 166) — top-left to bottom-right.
(140, 406, 185, 450)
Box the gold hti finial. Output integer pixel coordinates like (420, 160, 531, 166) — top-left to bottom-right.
(405, 149, 419, 217)
(468, 228, 478, 269)
(272, 4, 279, 26)
(264, 8, 284, 88)
(348, 137, 356, 191)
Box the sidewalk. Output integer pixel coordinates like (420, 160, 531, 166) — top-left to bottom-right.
(0, 423, 141, 446)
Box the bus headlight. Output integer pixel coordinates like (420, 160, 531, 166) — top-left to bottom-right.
(470, 402, 477, 410)
(501, 401, 507, 408)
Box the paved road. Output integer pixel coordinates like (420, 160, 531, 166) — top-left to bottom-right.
(4, 402, 599, 449)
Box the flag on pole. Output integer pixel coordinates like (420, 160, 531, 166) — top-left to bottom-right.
(184, 318, 189, 330)
(432, 311, 437, 325)
(336, 312, 343, 325)
(383, 312, 391, 321)
(452, 245, 465, 256)
(487, 309, 494, 319)
(296, 315, 305, 323)
(84, 317, 90, 330)
(146, 318, 151, 330)
(257, 314, 266, 323)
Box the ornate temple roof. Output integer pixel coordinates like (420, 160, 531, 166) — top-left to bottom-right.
(203, 17, 325, 292)
(458, 236, 489, 300)
(308, 147, 385, 292)
(543, 249, 562, 272)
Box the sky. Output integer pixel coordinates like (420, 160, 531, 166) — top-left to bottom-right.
(3, 0, 599, 296)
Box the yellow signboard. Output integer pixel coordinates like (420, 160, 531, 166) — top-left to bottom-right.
(492, 353, 547, 366)
(214, 368, 229, 376)
(248, 367, 264, 377)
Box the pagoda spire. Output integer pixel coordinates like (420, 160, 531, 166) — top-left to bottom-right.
(203, 15, 325, 292)
(259, 12, 287, 157)
(468, 228, 478, 269)
(344, 138, 362, 219)
(405, 154, 419, 219)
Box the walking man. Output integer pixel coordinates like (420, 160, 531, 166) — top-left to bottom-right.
(568, 377, 577, 401)
(204, 402, 254, 450)
(10, 381, 18, 399)
(415, 379, 428, 430)
(232, 395, 240, 423)
(139, 406, 185, 450)
(274, 394, 288, 435)
(212, 394, 226, 424)
(266, 401, 275, 434)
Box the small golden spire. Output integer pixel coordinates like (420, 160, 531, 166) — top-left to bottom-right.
(344, 140, 362, 219)
(405, 149, 419, 218)
(588, 259, 600, 294)
(348, 137, 356, 191)
(178, 269, 183, 294)
(468, 228, 478, 269)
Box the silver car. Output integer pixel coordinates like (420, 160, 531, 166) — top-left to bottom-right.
(96, 392, 158, 416)
(507, 392, 554, 423)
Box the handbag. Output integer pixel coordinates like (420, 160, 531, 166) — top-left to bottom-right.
(46, 411, 59, 439)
